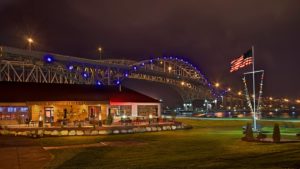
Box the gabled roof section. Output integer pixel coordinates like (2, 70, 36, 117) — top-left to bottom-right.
(0, 82, 160, 103)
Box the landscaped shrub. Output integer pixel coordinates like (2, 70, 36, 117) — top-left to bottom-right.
(272, 123, 281, 143)
(241, 123, 254, 141)
(256, 132, 267, 141)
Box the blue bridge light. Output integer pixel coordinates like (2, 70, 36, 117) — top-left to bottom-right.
(44, 54, 54, 63)
(68, 65, 74, 70)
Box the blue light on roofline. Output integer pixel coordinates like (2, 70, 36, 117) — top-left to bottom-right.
(116, 80, 120, 85)
(150, 59, 153, 63)
(133, 66, 137, 70)
(141, 63, 145, 66)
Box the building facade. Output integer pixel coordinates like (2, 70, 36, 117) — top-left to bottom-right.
(0, 82, 161, 126)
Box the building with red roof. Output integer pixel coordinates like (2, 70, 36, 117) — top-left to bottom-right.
(0, 82, 161, 126)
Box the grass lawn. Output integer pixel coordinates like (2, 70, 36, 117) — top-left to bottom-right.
(40, 119, 300, 169)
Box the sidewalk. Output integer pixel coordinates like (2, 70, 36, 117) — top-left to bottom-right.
(0, 136, 51, 169)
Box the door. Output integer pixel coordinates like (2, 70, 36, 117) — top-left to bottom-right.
(45, 107, 54, 123)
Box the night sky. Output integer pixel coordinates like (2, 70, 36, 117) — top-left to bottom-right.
(1, 0, 300, 105)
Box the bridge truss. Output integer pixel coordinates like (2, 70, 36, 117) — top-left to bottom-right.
(0, 46, 217, 102)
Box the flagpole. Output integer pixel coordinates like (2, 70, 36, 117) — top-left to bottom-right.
(252, 45, 257, 131)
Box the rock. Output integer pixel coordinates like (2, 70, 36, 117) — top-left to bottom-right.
(44, 130, 52, 135)
(84, 130, 91, 135)
(127, 129, 133, 133)
(91, 130, 99, 135)
(10, 131, 17, 136)
(151, 127, 157, 131)
(146, 127, 152, 132)
(99, 130, 112, 135)
(162, 126, 168, 130)
(60, 130, 69, 136)
(157, 127, 162, 131)
(37, 130, 44, 136)
(120, 129, 128, 134)
(113, 130, 120, 134)
(51, 130, 59, 136)
(17, 131, 27, 136)
(69, 130, 76, 136)
(166, 126, 172, 130)
(133, 127, 146, 133)
(76, 130, 84, 136)
(171, 126, 177, 130)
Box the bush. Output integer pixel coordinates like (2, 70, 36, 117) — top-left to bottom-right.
(241, 123, 254, 141)
(272, 123, 281, 143)
(256, 132, 267, 141)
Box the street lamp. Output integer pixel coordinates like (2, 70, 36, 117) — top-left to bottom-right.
(98, 47, 102, 60)
(27, 38, 34, 51)
(215, 82, 220, 88)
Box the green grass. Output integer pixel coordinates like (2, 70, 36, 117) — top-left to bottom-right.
(41, 119, 300, 169)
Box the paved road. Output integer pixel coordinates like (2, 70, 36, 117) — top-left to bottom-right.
(0, 136, 51, 169)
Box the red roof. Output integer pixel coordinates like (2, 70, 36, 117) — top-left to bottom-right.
(0, 82, 160, 103)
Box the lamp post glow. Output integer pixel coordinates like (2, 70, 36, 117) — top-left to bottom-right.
(27, 38, 34, 51)
(215, 82, 220, 88)
(98, 47, 102, 60)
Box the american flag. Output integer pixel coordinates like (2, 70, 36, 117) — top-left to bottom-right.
(230, 49, 253, 73)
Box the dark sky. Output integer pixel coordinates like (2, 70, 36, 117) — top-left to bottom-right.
(1, 0, 300, 103)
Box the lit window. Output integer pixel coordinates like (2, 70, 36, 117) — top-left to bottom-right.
(8, 107, 17, 112)
(0, 107, 3, 112)
(20, 107, 28, 112)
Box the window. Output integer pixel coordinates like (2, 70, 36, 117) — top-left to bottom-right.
(138, 105, 158, 116)
(110, 105, 132, 116)
(20, 107, 28, 112)
(8, 107, 17, 112)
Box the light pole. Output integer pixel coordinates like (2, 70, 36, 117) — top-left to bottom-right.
(98, 47, 102, 60)
(27, 38, 34, 51)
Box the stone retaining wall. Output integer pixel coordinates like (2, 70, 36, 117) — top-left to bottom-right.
(0, 124, 190, 138)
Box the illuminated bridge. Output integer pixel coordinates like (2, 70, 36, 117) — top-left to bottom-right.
(0, 46, 219, 103)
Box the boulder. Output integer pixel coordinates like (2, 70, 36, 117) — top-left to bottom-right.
(146, 127, 152, 132)
(60, 130, 69, 136)
(76, 130, 84, 136)
(113, 130, 120, 134)
(99, 130, 112, 135)
(127, 129, 133, 133)
(69, 130, 76, 136)
(120, 129, 128, 134)
(51, 130, 60, 136)
(171, 126, 177, 130)
(91, 130, 99, 135)
(44, 130, 52, 135)
(84, 130, 91, 135)
(151, 127, 157, 132)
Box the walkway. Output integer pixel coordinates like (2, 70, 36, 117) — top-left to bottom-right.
(0, 136, 51, 169)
